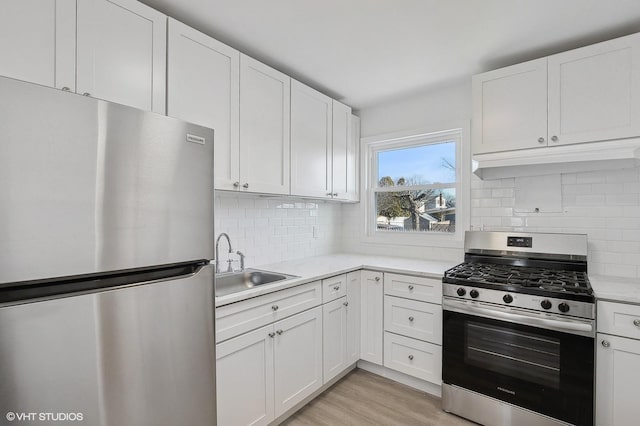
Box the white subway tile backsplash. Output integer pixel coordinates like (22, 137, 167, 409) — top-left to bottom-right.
(471, 168, 640, 278)
(216, 193, 342, 268)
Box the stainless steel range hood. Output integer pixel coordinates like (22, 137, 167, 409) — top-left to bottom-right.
(473, 138, 640, 180)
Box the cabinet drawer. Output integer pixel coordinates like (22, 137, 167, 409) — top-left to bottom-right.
(384, 273, 442, 304)
(384, 296, 442, 345)
(598, 301, 640, 339)
(216, 281, 322, 342)
(322, 274, 347, 303)
(383, 332, 441, 385)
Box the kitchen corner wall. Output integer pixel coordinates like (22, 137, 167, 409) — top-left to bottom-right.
(471, 168, 640, 278)
(214, 192, 343, 268)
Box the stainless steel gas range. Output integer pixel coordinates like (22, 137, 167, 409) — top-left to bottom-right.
(442, 231, 595, 426)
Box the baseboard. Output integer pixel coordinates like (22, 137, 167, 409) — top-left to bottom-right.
(356, 360, 442, 397)
(270, 362, 358, 425)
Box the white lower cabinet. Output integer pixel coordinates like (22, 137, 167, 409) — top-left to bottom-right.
(217, 325, 274, 426)
(360, 270, 384, 365)
(273, 306, 323, 417)
(323, 297, 348, 384)
(216, 306, 322, 425)
(596, 300, 640, 426)
(346, 271, 361, 364)
(383, 332, 442, 384)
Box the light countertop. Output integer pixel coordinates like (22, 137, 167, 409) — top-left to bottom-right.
(215, 253, 456, 307)
(590, 275, 640, 305)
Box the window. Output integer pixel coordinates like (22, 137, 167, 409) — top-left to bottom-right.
(365, 128, 465, 240)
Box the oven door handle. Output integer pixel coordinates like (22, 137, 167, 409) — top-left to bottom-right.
(443, 298, 594, 336)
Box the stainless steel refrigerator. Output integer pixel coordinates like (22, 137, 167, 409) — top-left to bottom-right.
(0, 76, 216, 425)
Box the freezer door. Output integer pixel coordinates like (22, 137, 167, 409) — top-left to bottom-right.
(0, 264, 216, 426)
(0, 76, 215, 284)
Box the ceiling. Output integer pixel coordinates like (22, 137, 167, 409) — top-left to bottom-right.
(141, 0, 640, 111)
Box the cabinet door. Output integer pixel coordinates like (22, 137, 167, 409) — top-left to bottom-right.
(360, 270, 384, 365)
(274, 306, 323, 418)
(77, 0, 166, 113)
(291, 80, 333, 198)
(331, 100, 352, 200)
(472, 58, 548, 154)
(323, 297, 348, 384)
(548, 33, 640, 146)
(167, 18, 240, 191)
(346, 114, 361, 202)
(596, 334, 640, 426)
(216, 324, 275, 426)
(346, 271, 361, 364)
(240, 55, 291, 195)
(0, 0, 75, 91)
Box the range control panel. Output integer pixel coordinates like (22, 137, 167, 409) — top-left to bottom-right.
(507, 236, 532, 248)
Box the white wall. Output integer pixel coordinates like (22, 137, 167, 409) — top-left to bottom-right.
(342, 80, 471, 263)
(214, 192, 343, 269)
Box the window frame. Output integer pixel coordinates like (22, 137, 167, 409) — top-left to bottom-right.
(360, 122, 470, 248)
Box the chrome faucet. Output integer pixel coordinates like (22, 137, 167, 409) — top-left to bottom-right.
(215, 233, 234, 273)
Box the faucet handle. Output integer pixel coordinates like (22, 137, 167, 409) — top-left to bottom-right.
(236, 251, 246, 271)
(226, 258, 237, 273)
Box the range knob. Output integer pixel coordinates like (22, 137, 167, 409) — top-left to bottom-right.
(503, 294, 513, 304)
(558, 302, 570, 313)
(541, 300, 552, 310)
(470, 289, 479, 299)
(456, 288, 466, 297)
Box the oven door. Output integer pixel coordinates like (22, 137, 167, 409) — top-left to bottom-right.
(443, 298, 594, 426)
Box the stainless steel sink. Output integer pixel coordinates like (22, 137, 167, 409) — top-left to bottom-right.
(215, 269, 298, 297)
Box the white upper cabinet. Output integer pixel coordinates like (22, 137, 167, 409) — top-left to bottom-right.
(291, 80, 333, 198)
(347, 114, 361, 202)
(76, 0, 167, 113)
(473, 32, 640, 155)
(167, 18, 240, 190)
(331, 101, 354, 201)
(0, 0, 75, 91)
(472, 58, 548, 154)
(548, 33, 640, 146)
(239, 55, 291, 195)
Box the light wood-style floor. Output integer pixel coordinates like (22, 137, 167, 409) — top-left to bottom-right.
(282, 369, 475, 426)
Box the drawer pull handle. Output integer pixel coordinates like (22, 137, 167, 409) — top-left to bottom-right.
(272, 305, 279, 311)
(343, 301, 349, 307)
(374, 276, 380, 282)
(408, 285, 414, 291)
(333, 285, 340, 291)
(408, 316, 414, 322)
(408, 355, 414, 361)
(276, 329, 283, 335)
(268, 332, 275, 338)
(601, 340, 610, 348)
(634, 319, 640, 327)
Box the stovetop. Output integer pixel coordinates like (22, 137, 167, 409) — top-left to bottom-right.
(443, 262, 592, 297)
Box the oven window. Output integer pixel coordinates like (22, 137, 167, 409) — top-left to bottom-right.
(465, 321, 560, 389)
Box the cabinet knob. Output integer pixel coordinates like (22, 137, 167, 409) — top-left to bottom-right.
(326, 193, 333, 197)
(633, 319, 640, 327)
(333, 193, 338, 197)
(61, 87, 71, 92)
(272, 305, 279, 311)
(268, 332, 275, 338)
(333, 285, 340, 291)
(343, 301, 349, 307)
(538, 137, 545, 143)
(601, 340, 610, 348)
(276, 329, 283, 335)
(82, 92, 90, 97)
(408, 316, 414, 322)
(408, 285, 414, 291)
(551, 135, 558, 142)
(233, 181, 240, 188)
(408, 355, 414, 361)
(242, 183, 249, 189)
(374, 276, 380, 282)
